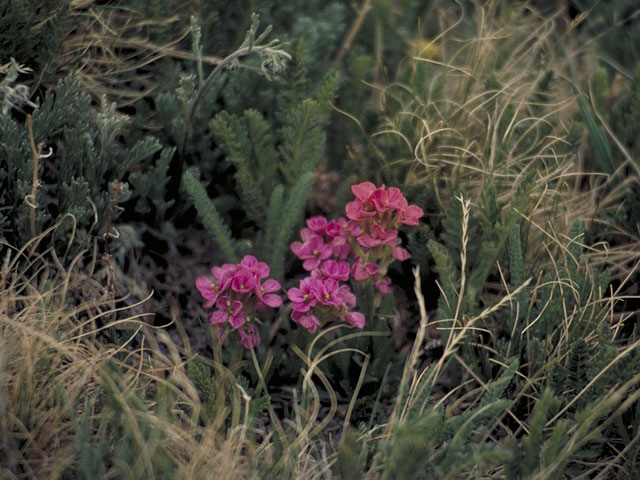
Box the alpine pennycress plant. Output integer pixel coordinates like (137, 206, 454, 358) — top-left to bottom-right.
(196, 182, 423, 348)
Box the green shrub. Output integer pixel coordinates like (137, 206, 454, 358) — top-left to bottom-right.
(0, 0, 70, 78)
(0, 73, 172, 254)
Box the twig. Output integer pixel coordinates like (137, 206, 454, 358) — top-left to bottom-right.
(331, 0, 373, 70)
(26, 115, 39, 240)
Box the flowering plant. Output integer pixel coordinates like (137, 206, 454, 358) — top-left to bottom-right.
(195, 182, 423, 346)
(196, 255, 282, 348)
(287, 182, 423, 333)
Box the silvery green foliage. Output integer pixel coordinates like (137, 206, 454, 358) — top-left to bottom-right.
(0, 0, 70, 77)
(0, 59, 36, 116)
(0, 75, 171, 252)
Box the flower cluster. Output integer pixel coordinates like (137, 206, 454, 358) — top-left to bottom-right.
(287, 182, 423, 333)
(195, 183, 423, 345)
(345, 181, 423, 293)
(196, 255, 282, 349)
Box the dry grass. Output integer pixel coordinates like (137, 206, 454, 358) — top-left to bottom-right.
(370, 1, 640, 280)
(0, 222, 256, 478)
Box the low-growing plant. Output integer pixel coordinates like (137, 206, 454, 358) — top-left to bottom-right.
(0, 69, 174, 255)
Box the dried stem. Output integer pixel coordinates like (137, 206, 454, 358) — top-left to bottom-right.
(331, 0, 373, 70)
(26, 115, 38, 240)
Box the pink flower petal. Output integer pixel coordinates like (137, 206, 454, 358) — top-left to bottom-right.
(238, 324, 260, 349)
(291, 241, 304, 256)
(302, 258, 322, 271)
(399, 205, 424, 226)
(240, 255, 270, 278)
(365, 262, 379, 276)
(387, 187, 407, 210)
(392, 246, 411, 261)
(292, 312, 322, 334)
(287, 287, 306, 303)
(231, 268, 257, 294)
(375, 277, 392, 294)
(209, 310, 228, 324)
(261, 279, 281, 292)
(345, 311, 365, 328)
(351, 181, 377, 201)
(351, 258, 370, 281)
(307, 216, 328, 233)
(291, 301, 311, 313)
(228, 312, 246, 329)
(260, 293, 282, 308)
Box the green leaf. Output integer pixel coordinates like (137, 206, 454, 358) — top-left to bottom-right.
(182, 167, 239, 262)
(572, 82, 616, 179)
(268, 172, 315, 281)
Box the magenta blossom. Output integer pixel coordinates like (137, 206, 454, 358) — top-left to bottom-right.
(291, 311, 322, 334)
(351, 256, 379, 281)
(398, 205, 424, 226)
(345, 311, 365, 328)
(311, 277, 343, 307)
(321, 260, 350, 281)
(231, 267, 257, 294)
(196, 263, 238, 307)
(209, 295, 245, 328)
(238, 324, 260, 349)
(255, 278, 283, 309)
(351, 181, 377, 201)
(307, 216, 329, 234)
(339, 284, 357, 308)
(286, 182, 423, 336)
(325, 218, 346, 238)
(288, 277, 319, 313)
(374, 277, 392, 294)
(211, 264, 237, 290)
(196, 256, 282, 349)
(290, 235, 333, 271)
(345, 199, 378, 221)
(392, 246, 411, 261)
(240, 255, 270, 279)
(196, 276, 220, 308)
(370, 186, 406, 211)
(357, 224, 398, 249)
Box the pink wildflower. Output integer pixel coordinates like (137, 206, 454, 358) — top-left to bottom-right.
(238, 324, 260, 349)
(345, 311, 365, 328)
(211, 264, 237, 290)
(370, 186, 406, 211)
(290, 235, 333, 270)
(374, 277, 392, 294)
(212, 296, 246, 328)
(306, 216, 328, 234)
(398, 205, 424, 226)
(345, 199, 377, 221)
(351, 256, 378, 281)
(231, 267, 257, 294)
(357, 224, 398, 249)
(240, 255, 270, 279)
(392, 246, 411, 261)
(255, 278, 283, 308)
(311, 277, 343, 307)
(321, 260, 350, 281)
(288, 277, 319, 313)
(291, 311, 322, 334)
(197, 255, 281, 349)
(196, 276, 220, 308)
(351, 181, 377, 201)
(324, 218, 346, 238)
(338, 284, 357, 308)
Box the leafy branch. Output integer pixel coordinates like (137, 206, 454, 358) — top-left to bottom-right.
(183, 13, 291, 152)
